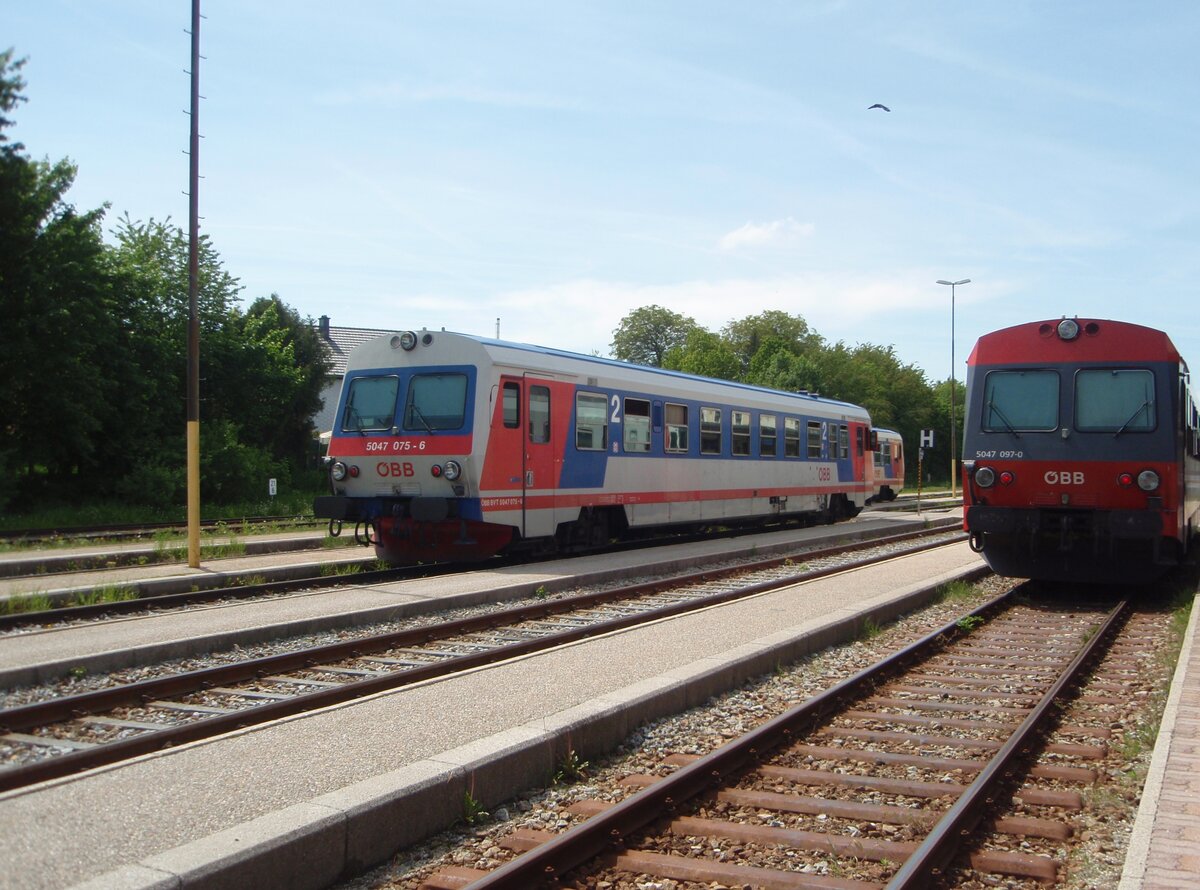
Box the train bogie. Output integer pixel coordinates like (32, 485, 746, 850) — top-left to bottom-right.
(315, 330, 876, 565)
(962, 318, 1200, 583)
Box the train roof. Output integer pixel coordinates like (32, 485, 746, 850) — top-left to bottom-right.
(348, 329, 870, 419)
(968, 318, 1186, 368)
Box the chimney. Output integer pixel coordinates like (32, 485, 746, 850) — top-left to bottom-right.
(319, 315, 330, 339)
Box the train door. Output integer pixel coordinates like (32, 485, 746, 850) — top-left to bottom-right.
(493, 375, 558, 538)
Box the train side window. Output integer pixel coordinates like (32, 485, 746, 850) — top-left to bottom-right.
(529, 386, 550, 443)
(982, 370, 1059, 431)
(839, 425, 849, 458)
(624, 398, 651, 452)
(784, 418, 800, 457)
(342, 375, 400, 432)
(502, 382, 520, 429)
(700, 407, 722, 455)
(575, 392, 608, 450)
(731, 410, 751, 456)
(855, 426, 865, 456)
(404, 373, 468, 431)
(665, 403, 688, 453)
(807, 421, 822, 459)
(1075, 369, 1156, 432)
(760, 414, 777, 457)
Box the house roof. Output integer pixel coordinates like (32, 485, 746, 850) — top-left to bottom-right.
(316, 323, 394, 376)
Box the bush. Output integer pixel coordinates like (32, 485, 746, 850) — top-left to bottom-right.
(112, 461, 185, 509)
(200, 420, 291, 504)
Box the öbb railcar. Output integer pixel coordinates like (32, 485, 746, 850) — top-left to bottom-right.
(315, 330, 875, 565)
(869, 428, 904, 503)
(962, 317, 1200, 582)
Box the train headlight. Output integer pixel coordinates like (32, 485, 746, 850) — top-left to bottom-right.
(1137, 470, 1160, 492)
(974, 466, 996, 488)
(443, 460, 462, 481)
(330, 461, 349, 482)
(393, 331, 418, 351)
(1057, 318, 1080, 341)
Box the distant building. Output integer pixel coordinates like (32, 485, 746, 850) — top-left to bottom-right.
(313, 316, 394, 435)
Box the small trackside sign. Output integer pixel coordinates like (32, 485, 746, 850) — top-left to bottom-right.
(920, 429, 934, 448)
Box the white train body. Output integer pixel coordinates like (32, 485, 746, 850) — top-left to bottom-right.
(869, 428, 905, 502)
(315, 330, 874, 564)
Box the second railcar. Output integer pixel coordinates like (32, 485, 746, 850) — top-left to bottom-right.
(869, 428, 904, 502)
(315, 330, 875, 564)
(962, 317, 1200, 582)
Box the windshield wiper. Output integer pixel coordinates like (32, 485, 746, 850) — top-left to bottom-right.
(986, 400, 1022, 439)
(408, 404, 435, 435)
(1112, 400, 1151, 438)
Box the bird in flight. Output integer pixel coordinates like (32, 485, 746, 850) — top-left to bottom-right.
(868, 103, 891, 111)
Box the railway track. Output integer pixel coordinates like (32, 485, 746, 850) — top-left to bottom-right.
(0, 529, 966, 793)
(411, 594, 1156, 889)
(0, 514, 321, 545)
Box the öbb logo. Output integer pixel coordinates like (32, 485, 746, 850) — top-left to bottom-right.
(1044, 470, 1085, 485)
(377, 461, 415, 477)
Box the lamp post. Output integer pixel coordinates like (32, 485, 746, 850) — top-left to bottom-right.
(936, 278, 970, 498)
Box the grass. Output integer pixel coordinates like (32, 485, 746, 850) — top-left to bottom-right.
(72, 585, 138, 607)
(0, 592, 54, 615)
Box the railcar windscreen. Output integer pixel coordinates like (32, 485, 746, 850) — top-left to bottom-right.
(403, 373, 468, 431)
(1075, 369, 1156, 433)
(342, 375, 400, 431)
(981, 370, 1059, 432)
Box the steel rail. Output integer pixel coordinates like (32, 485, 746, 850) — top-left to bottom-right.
(0, 531, 969, 793)
(464, 590, 1015, 889)
(885, 597, 1129, 887)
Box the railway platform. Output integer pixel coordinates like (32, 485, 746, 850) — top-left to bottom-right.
(0, 511, 983, 890)
(1120, 586, 1200, 889)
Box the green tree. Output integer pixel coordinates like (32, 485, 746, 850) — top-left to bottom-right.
(662, 329, 741, 381)
(610, 304, 701, 367)
(0, 50, 117, 505)
(722, 310, 824, 375)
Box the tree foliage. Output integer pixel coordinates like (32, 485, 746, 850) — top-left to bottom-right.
(610, 304, 701, 367)
(0, 53, 329, 512)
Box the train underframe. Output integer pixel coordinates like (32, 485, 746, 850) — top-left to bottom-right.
(320, 493, 863, 565)
(966, 504, 1182, 583)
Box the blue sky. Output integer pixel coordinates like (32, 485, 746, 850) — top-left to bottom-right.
(8, 1, 1199, 382)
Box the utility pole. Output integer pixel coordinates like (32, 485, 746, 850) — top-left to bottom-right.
(186, 0, 202, 567)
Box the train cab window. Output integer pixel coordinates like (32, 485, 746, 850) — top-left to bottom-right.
(624, 398, 651, 452)
(982, 370, 1059, 432)
(838, 425, 849, 459)
(731, 411, 751, 456)
(807, 421, 822, 459)
(575, 392, 608, 450)
(502, 382, 520, 429)
(1075, 369, 1156, 433)
(784, 418, 801, 457)
(700, 407, 722, 455)
(404, 373, 468, 431)
(855, 426, 865, 456)
(529, 386, 550, 443)
(342, 375, 399, 432)
(665, 403, 689, 453)
(760, 414, 777, 457)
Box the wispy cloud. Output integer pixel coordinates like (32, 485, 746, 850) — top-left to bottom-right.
(718, 218, 816, 252)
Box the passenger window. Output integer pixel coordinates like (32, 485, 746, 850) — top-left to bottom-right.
(731, 410, 751, 456)
(759, 414, 777, 457)
(624, 398, 651, 452)
(665, 403, 689, 453)
(575, 392, 608, 450)
(529, 386, 550, 443)
(502, 382, 520, 429)
(838, 425, 849, 459)
(784, 418, 800, 457)
(700, 406, 722, 455)
(807, 421, 822, 459)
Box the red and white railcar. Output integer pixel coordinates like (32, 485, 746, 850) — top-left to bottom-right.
(962, 317, 1200, 582)
(315, 330, 874, 564)
(868, 428, 904, 503)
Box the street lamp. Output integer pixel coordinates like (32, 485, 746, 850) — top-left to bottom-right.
(936, 278, 970, 498)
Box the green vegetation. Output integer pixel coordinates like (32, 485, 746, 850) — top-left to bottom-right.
(0, 592, 53, 615)
(0, 50, 329, 522)
(72, 585, 138, 607)
(461, 790, 489, 825)
(553, 749, 590, 785)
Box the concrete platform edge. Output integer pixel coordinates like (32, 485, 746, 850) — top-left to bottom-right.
(1117, 590, 1200, 890)
(67, 559, 987, 890)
